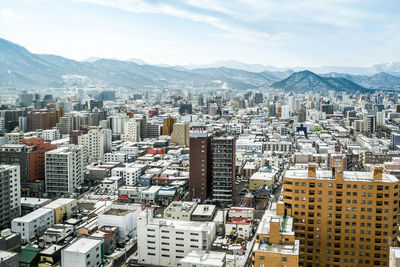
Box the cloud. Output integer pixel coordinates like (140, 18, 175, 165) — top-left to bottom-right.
(76, 0, 281, 44)
(0, 8, 23, 21)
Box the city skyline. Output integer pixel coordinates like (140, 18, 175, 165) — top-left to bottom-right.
(1, 0, 400, 67)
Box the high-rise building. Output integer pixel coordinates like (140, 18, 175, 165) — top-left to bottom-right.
(0, 165, 21, 229)
(45, 145, 85, 196)
(212, 136, 236, 203)
(282, 160, 400, 266)
(122, 118, 140, 142)
(254, 92, 263, 104)
(171, 123, 189, 147)
(162, 116, 176, 136)
(179, 103, 193, 115)
(27, 107, 64, 131)
(135, 114, 147, 139)
(0, 144, 32, 190)
(21, 138, 57, 183)
(78, 128, 112, 163)
(189, 129, 213, 201)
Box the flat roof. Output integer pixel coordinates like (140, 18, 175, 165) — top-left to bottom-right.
(13, 208, 52, 222)
(179, 250, 226, 266)
(20, 197, 51, 205)
(64, 238, 102, 254)
(192, 205, 217, 217)
(285, 169, 399, 183)
(250, 172, 274, 180)
(0, 250, 17, 261)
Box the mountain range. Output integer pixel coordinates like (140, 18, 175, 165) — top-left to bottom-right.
(0, 37, 400, 92)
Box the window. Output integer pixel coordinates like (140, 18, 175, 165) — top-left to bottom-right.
(282, 257, 287, 261)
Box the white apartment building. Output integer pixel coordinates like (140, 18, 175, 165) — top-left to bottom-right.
(111, 166, 141, 186)
(45, 145, 85, 195)
(137, 208, 217, 267)
(108, 114, 129, 134)
(11, 208, 54, 243)
(98, 204, 142, 241)
(42, 129, 61, 141)
(119, 144, 139, 157)
(61, 237, 104, 267)
(122, 118, 140, 142)
(264, 141, 293, 153)
(0, 165, 21, 228)
(78, 128, 112, 163)
(104, 152, 128, 163)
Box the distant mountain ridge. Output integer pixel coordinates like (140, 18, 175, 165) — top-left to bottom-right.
(0, 37, 399, 91)
(271, 70, 368, 93)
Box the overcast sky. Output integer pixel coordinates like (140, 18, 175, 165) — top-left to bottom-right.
(1, 0, 399, 67)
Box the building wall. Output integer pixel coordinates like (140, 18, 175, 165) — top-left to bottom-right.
(282, 166, 400, 266)
(189, 132, 213, 201)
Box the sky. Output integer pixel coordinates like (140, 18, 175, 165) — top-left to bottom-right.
(0, 0, 400, 67)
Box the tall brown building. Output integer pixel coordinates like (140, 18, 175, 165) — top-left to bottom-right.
(27, 107, 64, 131)
(22, 138, 57, 182)
(283, 159, 400, 267)
(189, 128, 213, 201)
(161, 116, 176, 136)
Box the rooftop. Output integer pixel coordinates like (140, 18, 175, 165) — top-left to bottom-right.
(285, 169, 399, 183)
(179, 250, 226, 266)
(64, 238, 102, 254)
(253, 240, 300, 256)
(192, 204, 217, 217)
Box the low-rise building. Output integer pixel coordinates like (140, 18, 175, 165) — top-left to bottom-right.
(98, 204, 142, 242)
(43, 224, 74, 245)
(163, 201, 197, 221)
(178, 250, 226, 267)
(43, 198, 77, 224)
(137, 208, 217, 267)
(191, 205, 217, 222)
(252, 202, 299, 267)
(11, 208, 54, 244)
(61, 238, 104, 267)
(20, 197, 51, 216)
(90, 226, 118, 255)
(0, 250, 18, 267)
(38, 245, 63, 267)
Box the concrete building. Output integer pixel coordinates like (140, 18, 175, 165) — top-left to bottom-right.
(164, 201, 198, 221)
(43, 224, 74, 245)
(0, 250, 18, 267)
(111, 166, 141, 186)
(179, 250, 226, 267)
(390, 247, 400, 267)
(252, 202, 299, 267)
(283, 160, 400, 266)
(137, 208, 216, 267)
(0, 144, 31, 189)
(212, 136, 236, 203)
(45, 146, 85, 196)
(61, 238, 104, 267)
(191, 205, 217, 221)
(78, 128, 112, 163)
(20, 197, 51, 216)
(104, 152, 128, 163)
(11, 208, 54, 244)
(43, 198, 77, 224)
(162, 116, 176, 136)
(0, 165, 20, 229)
(171, 123, 189, 147)
(98, 204, 142, 241)
(42, 129, 61, 142)
(122, 118, 140, 142)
